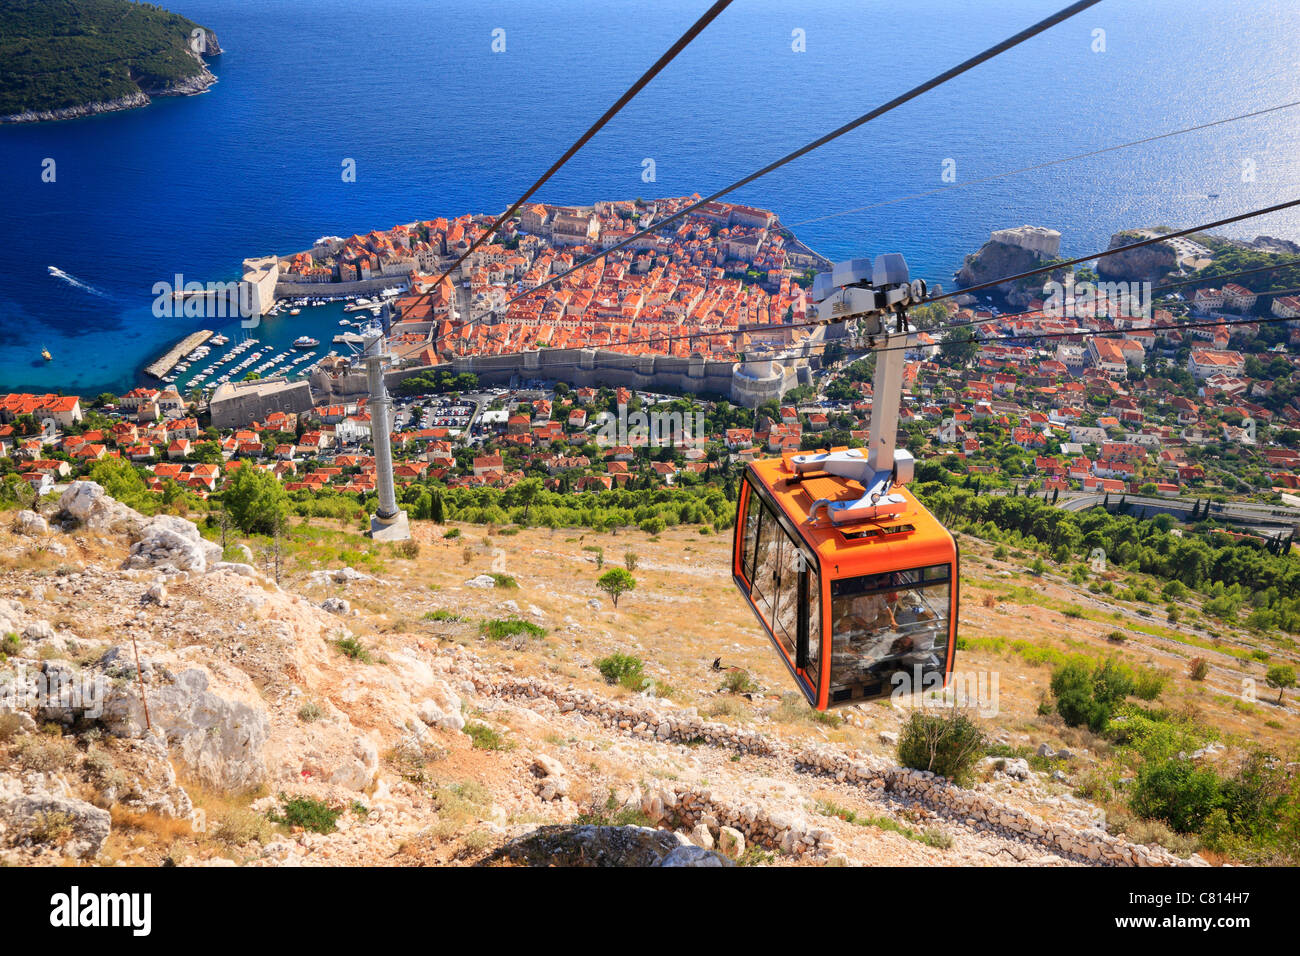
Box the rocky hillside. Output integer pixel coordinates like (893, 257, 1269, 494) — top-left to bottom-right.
(5, 482, 1291, 866)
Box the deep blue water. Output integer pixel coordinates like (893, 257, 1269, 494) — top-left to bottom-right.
(2, 0, 1299, 395)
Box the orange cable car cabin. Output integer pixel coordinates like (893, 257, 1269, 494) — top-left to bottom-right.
(732, 454, 958, 710)
(729, 252, 959, 710)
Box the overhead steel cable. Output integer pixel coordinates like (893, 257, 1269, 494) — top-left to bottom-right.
(420, 0, 737, 296)
(434, 0, 1102, 347)
(786, 99, 1300, 228)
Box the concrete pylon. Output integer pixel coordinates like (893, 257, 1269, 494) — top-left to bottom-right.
(362, 323, 410, 541)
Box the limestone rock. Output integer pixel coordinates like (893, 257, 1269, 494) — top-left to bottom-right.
(718, 826, 746, 859)
(308, 567, 377, 586)
(4, 793, 111, 860)
(122, 515, 221, 574)
(102, 667, 269, 791)
(657, 845, 733, 867)
(328, 736, 380, 791)
(689, 823, 715, 850)
(416, 680, 466, 732)
(1002, 758, 1031, 781)
(209, 562, 259, 578)
(533, 754, 566, 778)
(58, 481, 145, 536)
(14, 510, 49, 537)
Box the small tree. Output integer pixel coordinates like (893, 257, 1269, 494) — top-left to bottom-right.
(896, 709, 985, 786)
(514, 477, 542, 522)
(597, 568, 636, 608)
(222, 464, 288, 535)
(1265, 664, 1296, 704)
(1050, 657, 1134, 733)
(623, 550, 638, 572)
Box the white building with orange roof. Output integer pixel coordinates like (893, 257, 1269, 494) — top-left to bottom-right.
(1188, 347, 1245, 381)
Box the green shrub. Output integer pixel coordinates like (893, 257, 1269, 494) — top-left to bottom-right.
(269, 795, 342, 834)
(423, 609, 462, 622)
(594, 652, 645, 689)
(334, 635, 372, 663)
(489, 573, 518, 589)
(464, 722, 509, 750)
(1107, 708, 1206, 762)
(1130, 759, 1223, 833)
(443, 528, 461, 539)
(393, 539, 420, 559)
(896, 709, 986, 786)
(26, 810, 76, 846)
(722, 669, 759, 694)
(1132, 667, 1168, 702)
(596, 567, 636, 607)
(638, 516, 666, 535)
(480, 618, 545, 640)
(920, 827, 954, 849)
(1189, 657, 1209, 681)
(297, 702, 324, 723)
(1050, 658, 1133, 732)
(1265, 664, 1296, 703)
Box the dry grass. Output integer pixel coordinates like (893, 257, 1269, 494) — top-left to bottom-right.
(12, 733, 77, 772)
(330, 520, 1300, 763)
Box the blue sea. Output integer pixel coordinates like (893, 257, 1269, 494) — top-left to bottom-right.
(2, 0, 1299, 395)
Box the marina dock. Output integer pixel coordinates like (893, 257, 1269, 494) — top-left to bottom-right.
(144, 330, 214, 380)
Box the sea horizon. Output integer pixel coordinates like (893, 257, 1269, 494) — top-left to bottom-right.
(2, 0, 1299, 396)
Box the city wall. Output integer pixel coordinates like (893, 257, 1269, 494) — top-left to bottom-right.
(310, 346, 804, 408)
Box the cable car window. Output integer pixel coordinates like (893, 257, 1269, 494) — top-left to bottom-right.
(771, 535, 802, 656)
(740, 482, 761, 582)
(749, 502, 782, 629)
(805, 570, 821, 695)
(829, 565, 952, 700)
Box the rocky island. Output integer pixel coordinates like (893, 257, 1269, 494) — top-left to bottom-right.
(956, 222, 1300, 308)
(0, 0, 222, 124)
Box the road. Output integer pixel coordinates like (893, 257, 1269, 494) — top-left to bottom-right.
(1055, 492, 1300, 532)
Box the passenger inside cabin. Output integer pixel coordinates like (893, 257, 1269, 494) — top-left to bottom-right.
(837, 590, 898, 633)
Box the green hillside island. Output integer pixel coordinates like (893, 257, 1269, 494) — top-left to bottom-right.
(0, 0, 222, 122)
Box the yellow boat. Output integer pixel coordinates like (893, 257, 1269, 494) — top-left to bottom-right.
(41, 347, 52, 361)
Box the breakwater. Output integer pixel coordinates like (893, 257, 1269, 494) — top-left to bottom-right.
(143, 330, 213, 380)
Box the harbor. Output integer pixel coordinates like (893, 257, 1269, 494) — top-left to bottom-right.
(131, 283, 396, 395)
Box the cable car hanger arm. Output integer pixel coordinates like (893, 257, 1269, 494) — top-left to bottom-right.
(792, 253, 925, 526)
